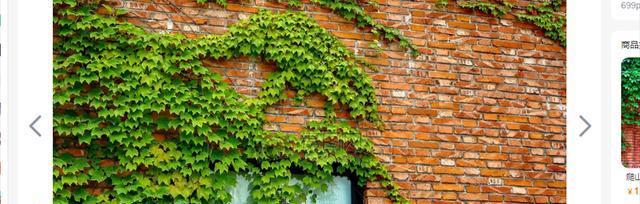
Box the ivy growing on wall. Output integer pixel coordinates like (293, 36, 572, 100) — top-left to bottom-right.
(197, 0, 565, 54)
(197, 0, 421, 56)
(513, 0, 566, 46)
(53, 0, 407, 203)
(456, 0, 513, 17)
(456, 0, 566, 46)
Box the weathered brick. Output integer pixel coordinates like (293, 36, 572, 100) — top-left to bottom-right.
(433, 166, 465, 175)
(331, 31, 362, 39)
(428, 41, 457, 49)
(493, 40, 523, 49)
(407, 108, 438, 116)
(480, 169, 509, 177)
(459, 193, 489, 201)
(433, 184, 465, 191)
(408, 141, 439, 148)
(448, 21, 477, 30)
(428, 71, 457, 79)
(226, 4, 259, 13)
(472, 45, 501, 54)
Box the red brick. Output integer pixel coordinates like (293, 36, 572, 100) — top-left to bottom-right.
(407, 108, 438, 116)
(428, 71, 457, 79)
(505, 179, 533, 187)
(493, 40, 523, 48)
(433, 166, 465, 175)
(408, 141, 439, 148)
(226, 4, 259, 13)
(428, 41, 457, 49)
(331, 31, 362, 40)
(480, 169, 509, 177)
(407, 157, 440, 165)
(280, 124, 302, 132)
(472, 45, 501, 54)
(448, 21, 477, 30)
(456, 159, 486, 167)
(433, 184, 464, 191)
(383, 131, 414, 139)
(459, 193, 489, 201)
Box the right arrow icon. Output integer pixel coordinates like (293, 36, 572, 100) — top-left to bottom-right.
(579, 115, 591, 137)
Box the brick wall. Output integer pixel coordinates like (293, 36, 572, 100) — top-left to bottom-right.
(623, 125, 640, 168)
(105, 0, 567, 203)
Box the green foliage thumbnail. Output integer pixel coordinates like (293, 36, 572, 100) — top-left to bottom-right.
(622, 58, 640, 154)
(623, 58, 640, 125)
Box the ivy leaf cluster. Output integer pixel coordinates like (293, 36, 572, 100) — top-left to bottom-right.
(456, 0, 566, 46)
(514, 0, 566, 46)
(456, 0, 513, 17)
(435, 0, 449, 9)
(53, 0, 407, 203)
(197, 0, 421, 56)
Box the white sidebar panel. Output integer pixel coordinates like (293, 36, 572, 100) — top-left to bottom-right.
(5, 0, 53, 203)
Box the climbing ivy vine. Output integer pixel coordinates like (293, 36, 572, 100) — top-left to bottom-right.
(197, 0, 421, 56)
(514, 0, 566, 46)
(457, 0, 566, 46)
(456, 0, 514, 17)
(198, 0, 565, 52)
(53, 0, 407, 203)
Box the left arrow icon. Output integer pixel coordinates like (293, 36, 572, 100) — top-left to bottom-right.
(30, 115, 42, 137)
